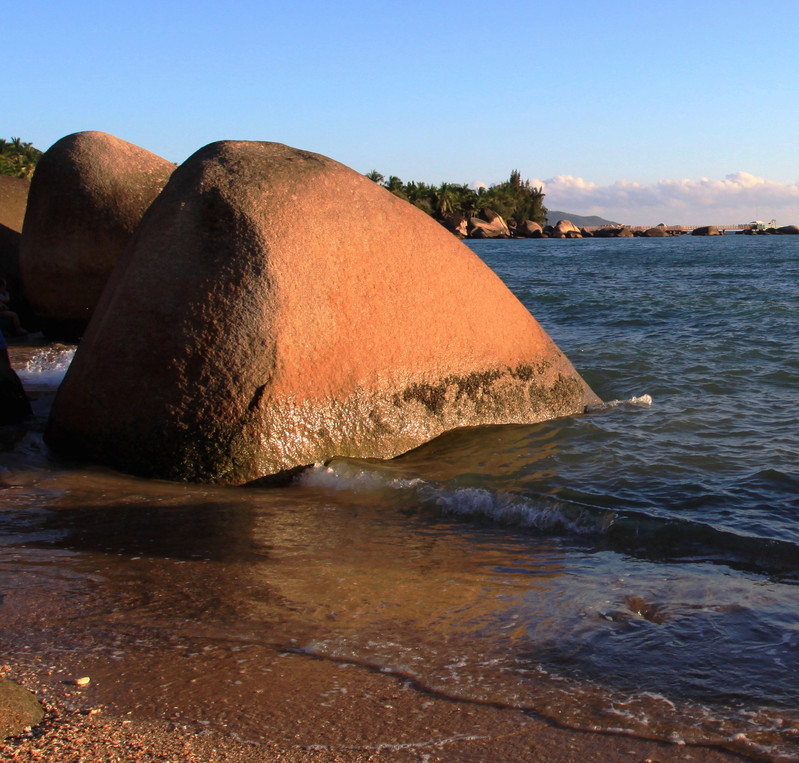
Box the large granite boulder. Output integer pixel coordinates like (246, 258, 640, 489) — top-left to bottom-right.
(0, 176, 35, 330)
(19, 131, 174, 340)
(777, 225, 799, 234)
(467, 208, 510, 238)
(640, 227, 669, 237)
(0, 225, 24, 317)
(692, 225, 721, 236)
(47, 141, 600, 485)
(0, 175, 29, 233)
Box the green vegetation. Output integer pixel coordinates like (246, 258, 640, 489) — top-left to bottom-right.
(365, 168, 547, 225)
(0, 137, 43, 179)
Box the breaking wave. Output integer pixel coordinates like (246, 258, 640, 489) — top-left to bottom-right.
(298, 459, 799, 581)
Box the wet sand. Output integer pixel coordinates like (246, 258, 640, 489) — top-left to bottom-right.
(1, 653, 755, 763)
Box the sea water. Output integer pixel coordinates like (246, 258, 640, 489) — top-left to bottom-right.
(2, 234, 799, 760)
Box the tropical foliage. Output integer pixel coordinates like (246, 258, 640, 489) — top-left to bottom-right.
(365, 168, 547, 225)
(0, 137, 43, 179)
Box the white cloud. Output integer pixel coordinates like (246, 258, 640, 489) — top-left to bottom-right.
(527, 172, 799, 226)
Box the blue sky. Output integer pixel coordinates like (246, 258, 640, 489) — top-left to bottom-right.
(11, 0, 799, 225)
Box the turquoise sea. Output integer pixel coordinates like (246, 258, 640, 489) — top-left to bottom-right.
(2, 234, 799, 760)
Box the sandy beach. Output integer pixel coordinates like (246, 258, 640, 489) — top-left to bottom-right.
(1, 653, 754, 763)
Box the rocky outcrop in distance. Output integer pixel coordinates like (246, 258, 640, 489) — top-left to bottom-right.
(548, 219, 583, 239)
(515, 220, 543, 238)
(457, 218, 799, 239)
(692, 226, 722, 237)
(47, 140, 600, 485)
(739, 224, 799, 235)
(19, 131, 174, 340)
(467, 208, 511, 238)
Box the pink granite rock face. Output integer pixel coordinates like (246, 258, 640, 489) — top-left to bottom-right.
(0, 175, 32, 326)
(0, 175, 29, 233)
(19, 131, 174, 338)
(47, 141, 600, 484)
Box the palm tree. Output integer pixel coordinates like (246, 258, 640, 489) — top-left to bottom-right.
(17, 145, 41, 178)
(385, 176, 407, 200)
(433, 183, 456, 218)
(404, 181, 433, 214)
(0, 136, 43, 178)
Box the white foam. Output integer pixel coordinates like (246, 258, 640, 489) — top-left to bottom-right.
(299, 462, 613, 535)
(16, 347, 76, 390)
(298, 462, 423, 492)
(586, 393, 653, 413)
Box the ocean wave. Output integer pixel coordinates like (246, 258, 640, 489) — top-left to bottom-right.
(605, 511, 799, 581)
(298, 460, 799, 581)
(299, 462, 617, 535)
(421, 486, 614, 534)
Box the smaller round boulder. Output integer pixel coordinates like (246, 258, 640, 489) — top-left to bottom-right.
(19, 131, 174, 340)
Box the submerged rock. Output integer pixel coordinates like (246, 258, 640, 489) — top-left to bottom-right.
(47, 141, 600, 484)
(19, 131, 174, 340)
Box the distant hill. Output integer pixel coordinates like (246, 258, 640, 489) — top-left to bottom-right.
(545, 210, 620, 227)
